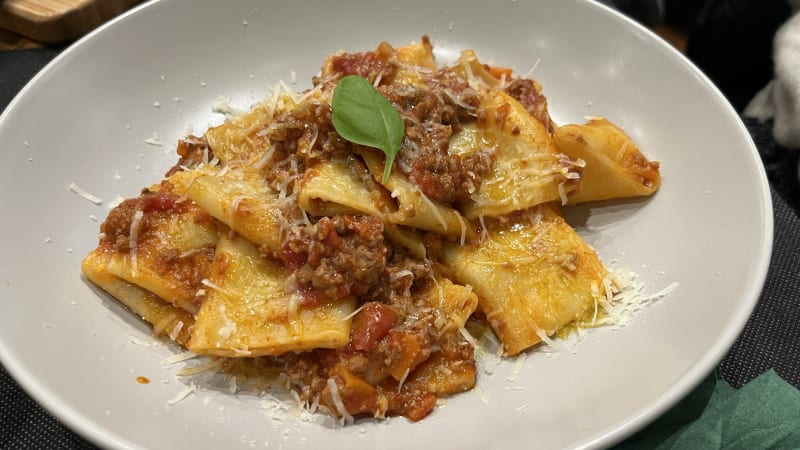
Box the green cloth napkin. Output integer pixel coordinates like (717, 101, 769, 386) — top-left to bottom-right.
(616, 369, 800, 449)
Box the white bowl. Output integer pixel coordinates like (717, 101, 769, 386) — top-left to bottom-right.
(0, 0, 772, 448)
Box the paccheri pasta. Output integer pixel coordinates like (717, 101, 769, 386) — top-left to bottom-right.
(82, 37, 660, 422)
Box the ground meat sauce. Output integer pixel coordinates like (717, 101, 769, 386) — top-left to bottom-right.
(319, 42, 398, 86)
(316, 43, 496, 205)
(99, 182, 217, 311)
(258, 319, 476, 421)
(203, 43, 505, 421)
(382, 82, 492, 204)
(100, 183, 194, 252)
(165, 135, 212, 177)
(98, 40, 559, 423)
(255, 44, 498, 308)
(503, 78, 553, 132)
(259, 98, 353, 198)
(280, 215, 387, 306)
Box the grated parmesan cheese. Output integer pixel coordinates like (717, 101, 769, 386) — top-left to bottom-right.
(168, 321, 185, 341)
(534, 327, 571, 353)
(443, 89, 477, 112)
(458, 326, 481, 350)
(177, 358, 224, 376)
(457, 213, 467, 246)
(166, 351, 199, 364)
(557, 181, 568, 206)
(200, 278, 225, 292)
(68, 182, 102, 205)
(415, 187, 448, 232)
(396, 368, 411, 393)
(340, 302, 369, 321)
(475, 385, 490, 404)
(326, 378, 354, 425)
(129, 335, 158, 347)
(145, 133, 163, 147)
(521, 58, 542, 79)
(461, 56, 479, 91)
(593, 269, 679, 329)
(128, 210, 144, 276)
(505, 353, 527, 382)
(167, 382, 198, 405)
(212, 96, 245, 120)
(253, 143, 277, 170)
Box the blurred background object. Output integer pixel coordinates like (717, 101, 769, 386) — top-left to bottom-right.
(608, 0, 665, 27)
(607, 0, 800, 186)
(675, 0, 792, 112)
(0, 0, 141, 48)
(607, 0, 793, 112)
(0, 0, 793, 114)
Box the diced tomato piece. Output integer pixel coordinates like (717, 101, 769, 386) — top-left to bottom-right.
(350, 303, 399, 352)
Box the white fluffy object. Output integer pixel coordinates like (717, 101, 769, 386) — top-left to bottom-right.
(745, 12, 800, 149)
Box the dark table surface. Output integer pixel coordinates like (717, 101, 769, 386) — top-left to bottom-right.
(2, 47, 800, 450)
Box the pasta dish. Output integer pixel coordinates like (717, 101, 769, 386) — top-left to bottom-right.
(81, 37, 661, 422)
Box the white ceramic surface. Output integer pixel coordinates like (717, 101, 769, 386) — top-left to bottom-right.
(0, 0, 772, 449)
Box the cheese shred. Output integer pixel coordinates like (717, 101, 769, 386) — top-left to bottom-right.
(69, 182, 103, 205)
(326, 378, 354, 425)
(128, 210, 144, 276)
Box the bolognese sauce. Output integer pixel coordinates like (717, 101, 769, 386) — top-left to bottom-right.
(90, 37, 574, 424)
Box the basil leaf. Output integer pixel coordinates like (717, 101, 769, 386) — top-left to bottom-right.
(331, 75, 405, 184)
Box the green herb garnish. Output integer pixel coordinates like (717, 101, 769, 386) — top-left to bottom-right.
(331, 75, 405, 184)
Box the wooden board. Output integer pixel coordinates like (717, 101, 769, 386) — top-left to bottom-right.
(0, 0, 142, 44)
